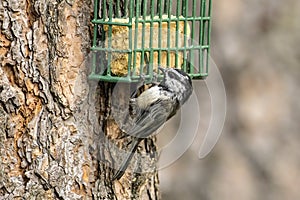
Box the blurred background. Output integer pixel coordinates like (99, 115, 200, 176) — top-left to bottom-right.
(159, 0, 300, 199)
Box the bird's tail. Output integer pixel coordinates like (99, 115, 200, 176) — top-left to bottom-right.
(112, 138, 142, 180)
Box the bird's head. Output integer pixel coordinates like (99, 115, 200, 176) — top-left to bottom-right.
(159, 67, 193, 104)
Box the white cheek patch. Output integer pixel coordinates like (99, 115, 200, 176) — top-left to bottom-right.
(165, 76, 186, 92)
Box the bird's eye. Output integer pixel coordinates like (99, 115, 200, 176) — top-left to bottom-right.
(168, 72, 175, 79)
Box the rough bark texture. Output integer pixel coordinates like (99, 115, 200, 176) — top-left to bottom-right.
(0, 0, 160, 199)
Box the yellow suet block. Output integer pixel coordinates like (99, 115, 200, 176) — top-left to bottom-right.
(103, 15, 190, 76)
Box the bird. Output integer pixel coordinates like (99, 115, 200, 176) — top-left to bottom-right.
(112, 67, 193, 180)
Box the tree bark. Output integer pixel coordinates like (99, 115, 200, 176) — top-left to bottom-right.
(0, 0, 160, 199)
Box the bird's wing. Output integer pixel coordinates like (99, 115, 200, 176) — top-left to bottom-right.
(127, 99, 177, 138)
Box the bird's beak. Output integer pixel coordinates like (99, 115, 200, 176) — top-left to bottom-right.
(158, 66, 166, 75)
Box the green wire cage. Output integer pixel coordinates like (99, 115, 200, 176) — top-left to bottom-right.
(90, 0, 212, 82)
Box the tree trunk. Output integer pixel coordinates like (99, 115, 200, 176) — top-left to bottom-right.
(0, 0, 160, 199)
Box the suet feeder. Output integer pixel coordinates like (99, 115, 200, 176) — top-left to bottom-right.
(89, 0, 212, 82)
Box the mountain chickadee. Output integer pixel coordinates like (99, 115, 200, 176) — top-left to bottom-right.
(112, 67, 193, 180)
